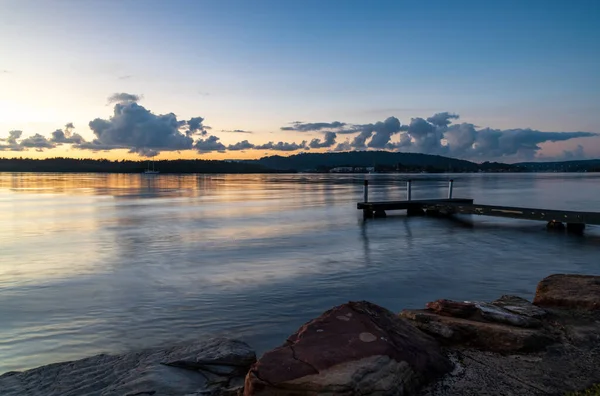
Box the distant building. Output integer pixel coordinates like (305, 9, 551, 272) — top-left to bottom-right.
(330, 167, 354, 173)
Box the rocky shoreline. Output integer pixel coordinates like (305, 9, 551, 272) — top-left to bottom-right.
(1, 274, 599, 395)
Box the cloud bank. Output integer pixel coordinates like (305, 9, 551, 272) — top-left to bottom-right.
(2, 94, 598, 161)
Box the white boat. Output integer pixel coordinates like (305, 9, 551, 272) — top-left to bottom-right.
(143, 161, 159, 174)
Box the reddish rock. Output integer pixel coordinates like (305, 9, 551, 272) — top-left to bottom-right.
(244, 301, 451, 396)
(426, 299, 478, 318)
(534, 274, 600, 311)
(400, 309, 554, 353)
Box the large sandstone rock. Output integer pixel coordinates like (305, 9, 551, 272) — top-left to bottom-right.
(534, 274, 600, 310)
(400, 309, 553, 353)
(0, 338, 256, 396)
(245, 301, 451, 396)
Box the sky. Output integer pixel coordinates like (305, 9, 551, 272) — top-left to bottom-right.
(1, 0, 599, 162)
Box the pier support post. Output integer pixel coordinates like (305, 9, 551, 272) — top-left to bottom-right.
(448, 179, 454, 199)
(407, 179, 412, 201)
(374, 209, 387, 218)
(363, 179, 369, 203)
(567, 223, 585, 234)
(407, 204, 425, 216)
(546, 220, 565, 231)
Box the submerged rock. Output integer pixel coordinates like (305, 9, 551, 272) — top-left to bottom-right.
(534, 274, 600, 311)
(245, 301, 451, 396)
(0, 338, 256, 396)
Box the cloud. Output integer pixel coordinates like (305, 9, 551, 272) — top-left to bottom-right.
(0, 130, 24, 151)
(427, 112, 459, 127)
(255, 140, 307, 151)
(1, 70, 10, 74)
(184, 116, 207, 136)
(78, 96, 197, 157)
(194, 135, 226, 153)
(404, 117, 445, 153)
(19, 134, 56, 149)
(365, 117, 402, 149)
(227, 140, 255, 151)
(3, 130, 22, 144)
(309, 131, 337, 148)
(290, 113, 598, 160)
(50, 123, 85, 144)
(281, 121, 347, 132)
(107, 92, 141, 104)
(334, 139, 353, 152)
(221, 129, 253, 134)
(117, 75, 132, 80)
(466, 128, 597, 159)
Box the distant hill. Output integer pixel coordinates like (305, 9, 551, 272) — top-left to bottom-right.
(247, 151, 480, 172)
(1, 154, 599, 173)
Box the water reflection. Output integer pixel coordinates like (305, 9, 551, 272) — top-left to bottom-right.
(1, 172, 600, 373)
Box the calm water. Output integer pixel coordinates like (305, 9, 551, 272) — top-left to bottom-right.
(1, 172, 600, 373)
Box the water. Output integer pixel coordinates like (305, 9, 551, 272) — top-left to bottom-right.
(1, 172, 599, 373)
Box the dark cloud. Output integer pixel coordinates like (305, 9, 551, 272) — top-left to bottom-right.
(405, 117, 445, 153)
(51, 129, 85, 144)
(469, 128, 597, 159)
(0, 130, 24, 151)
(50, 123, 85, 144)
(255, 140, 307, 151)
(79, 99, 195, 157)
(107, 93, 141, 104)
(334, 140, 353, 152)
(281, 121, 346, 132)
(185, 116, 207, 136)
(227, 140, 255, 151)
(19, 134, 56, 149)
(4, 130, 22, 144)
(194, 135, 226, 153)
(427, 112, 459, 127)
(291, 113, 598, 160)
(309, 131, 337, 148)
(365, 117, 402, 149)
(221, 129, 253, 134)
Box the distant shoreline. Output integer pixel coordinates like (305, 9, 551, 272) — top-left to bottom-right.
(2, 152, 600, 173)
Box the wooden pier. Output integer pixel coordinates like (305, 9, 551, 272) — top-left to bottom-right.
(357, 179, 600, 233)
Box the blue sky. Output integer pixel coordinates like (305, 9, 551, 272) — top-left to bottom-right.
(1, 0, 599, 161)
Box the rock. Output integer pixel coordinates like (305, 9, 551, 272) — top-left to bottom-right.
(425, 299, 478, 318)
(401, 309, 554, 353)
(471, 302, 542, 328)
(0, 338, 256, 396)
(492, 295, 548, 319)
(245, 301, 451, 396)
(534, 274, 600, 311)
